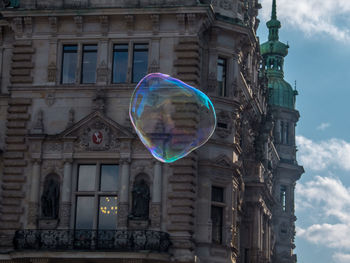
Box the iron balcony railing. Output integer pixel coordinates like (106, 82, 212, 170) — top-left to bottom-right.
(14, 229, 171, 252)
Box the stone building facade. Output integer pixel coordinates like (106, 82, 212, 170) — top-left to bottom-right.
(0, 0, 303, 263)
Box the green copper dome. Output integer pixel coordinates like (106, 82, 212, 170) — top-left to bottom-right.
(260, 0, 296, 109)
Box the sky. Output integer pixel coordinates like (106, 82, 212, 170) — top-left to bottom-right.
(258, 0, 350, 262)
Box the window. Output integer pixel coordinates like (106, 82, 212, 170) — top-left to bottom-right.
(61, 45, 78, 84)
(75, 164, 119, 230)
(132, 44, 148, 83)
(285, 122, 289, 144)
(217, 57, 227, 97)
(112, 44, 129, 83)
(211, 186, 225, 244)
(81, 45, 97, 84)
(280, 121, 284, 143)
(280, 185, 287, 211)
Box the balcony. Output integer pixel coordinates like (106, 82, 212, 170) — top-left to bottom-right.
(14, 229, 171, 252)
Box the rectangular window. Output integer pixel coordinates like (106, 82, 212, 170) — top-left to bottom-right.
(61, 45, 78, 84)
(75, 164, 119, 230)
(132, 44, 148, 83)
(211, 206, 223, 244)
(217, 57, 227, 97)
(112, 44, 129, 83)
(280, 121, 284, 143)
(81, 45, 98, 84)
(285, 122, 289, 144)
(211, 186, 224, 244)
(280, 185, 287, 211)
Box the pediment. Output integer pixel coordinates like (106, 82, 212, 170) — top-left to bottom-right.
(59, 111, 134, 152)
(214, 154, 233, 168)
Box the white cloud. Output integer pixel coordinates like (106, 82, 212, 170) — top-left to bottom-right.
(296, 136, 350, 171)
(317, 122, 330, 131)
(333, 253, 350, 263)
(296, 176, 350, 259)
(260, 0, 350, 42)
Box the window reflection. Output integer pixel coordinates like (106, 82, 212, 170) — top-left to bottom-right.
(62, 45, 77, 84)
(112, 44, 128, 83)
(100, 165, 119, 191)
(132, 44, 148, 83)
(78, 165, 96, 191)
(81, 45, 97, 84)
(98, 196, 118, 229)
(76, 196, 94, 229)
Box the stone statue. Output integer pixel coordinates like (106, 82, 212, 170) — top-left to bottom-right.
(131, 179, 150, 220)
(41, 177, 60, 219)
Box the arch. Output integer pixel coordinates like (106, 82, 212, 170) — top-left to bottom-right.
(130, 173, 150, 220)
(40, 173, 60, 219)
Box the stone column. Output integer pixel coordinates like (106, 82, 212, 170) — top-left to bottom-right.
(151, 160, 162, 228)
(28, 160, 41, 229)
(59, 160, 73, 228)
(118, 159, 130, 228)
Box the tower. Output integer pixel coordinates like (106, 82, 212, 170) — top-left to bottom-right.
(260, 0, 304, 262)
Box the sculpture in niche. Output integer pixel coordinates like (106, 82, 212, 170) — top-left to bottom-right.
(131, 178, 150, 220)
(41, 174, 60, 219)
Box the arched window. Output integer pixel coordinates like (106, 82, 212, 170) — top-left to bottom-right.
(131, 175, 150, 220)
(41, 174, 60, 219)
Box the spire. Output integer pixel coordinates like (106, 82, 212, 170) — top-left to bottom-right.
(267, 0, 281, 41)
(271, 0, 277, 20)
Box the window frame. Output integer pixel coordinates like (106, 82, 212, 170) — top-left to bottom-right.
(217, 56, 228, 97)
(211, 185, 226, 244)
(73, 161, 120, 230)
(59, 42, 98, 85)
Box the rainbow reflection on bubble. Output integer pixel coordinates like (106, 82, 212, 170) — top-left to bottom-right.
(129, 73, 216, 163)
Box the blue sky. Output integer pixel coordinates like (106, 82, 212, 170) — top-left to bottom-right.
(258, 0, 350, 262)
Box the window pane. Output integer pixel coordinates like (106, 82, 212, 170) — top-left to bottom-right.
(100, 165, 119, 191)
(75, 196, 94, 229)
(78, 165, 96, 191)
(217, 57, 227, 97)
(132, 44, 148, 83)
(212, 186, 224, 202)
(211, 206, 223, 244)
(81, 45, 97, 84)
(62, 45, 77, 84)
(280, 185, 287, 211)
(113, 44, 129, 83)
(98, 196, 118, 229)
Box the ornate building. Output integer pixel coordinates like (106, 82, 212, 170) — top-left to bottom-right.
(0, 0, 303, 262)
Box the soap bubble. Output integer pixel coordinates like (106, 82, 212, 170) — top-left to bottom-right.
(129, 73, 216, 163)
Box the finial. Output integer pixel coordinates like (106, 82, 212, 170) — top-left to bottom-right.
(272, 0, 277, 20)
(294, 80, 297, 90)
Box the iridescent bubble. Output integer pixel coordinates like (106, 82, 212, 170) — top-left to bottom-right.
(129, 73, 216, 163)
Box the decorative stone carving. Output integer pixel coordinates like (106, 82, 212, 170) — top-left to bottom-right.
(12, 17, 23, 38)
(150, 203, 161, 228)
(97, 61, 108, 83)
(27, 202, 38, 227)
(67, 108, 75, 128)
(59, 202, 71, 228)
(41, 160, 63, 177)
(150, 14, 159, 35)
(32, 109, 44, 134)
(117, 203, 128, 227)
(75, 120, 121, 152)
(47, 62, 57, 82)
(176, 14, 185, 34)
(149, 59, 160, 73)
(207, 72, 217, 92)
(99, 15, 109, 36)
(93, 89, 106, 112)
(187, 14, 196, 34)
(43, 142, 62, 153)
(48, 16, 58, 36)
(74, 16, 83, 35)
(24, 17, 32, 36)
(125, 15, 134, 35)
